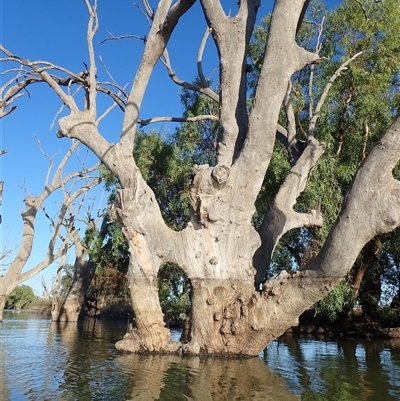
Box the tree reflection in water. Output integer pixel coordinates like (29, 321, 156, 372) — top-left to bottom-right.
(114, 353, 299, 401)
(1, 312, 400, 400)
(263, 333, 400, 401)
(46, 317, 298, 400)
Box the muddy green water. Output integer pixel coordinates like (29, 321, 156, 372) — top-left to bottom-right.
(1, 311, 399, 400)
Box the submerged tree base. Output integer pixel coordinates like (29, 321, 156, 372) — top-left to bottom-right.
(115, 277, 306, 357)
(115, 329, 181, 354)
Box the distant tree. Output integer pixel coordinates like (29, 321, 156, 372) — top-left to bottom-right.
(5, 285, 35, 310)
(0, 141, 101, 322)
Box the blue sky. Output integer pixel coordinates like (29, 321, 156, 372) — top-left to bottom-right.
(0, 0, 341, 296)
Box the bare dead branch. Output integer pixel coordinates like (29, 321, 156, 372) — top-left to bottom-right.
(141, 0, 154, 20)
(97, 56, 129, 121)
(353, 0, 368, 19)
(0, 137, 101, 288)
(100, 32, 148, 44)
(138, 114, 219, 127)
(34, 135, 60, 185)
(83, 0, 99, 115)
(160, 50, 219, 103)
(197, 28, 211, 88)
(309, 52, 362, 137)
(362, 120, 370, 160)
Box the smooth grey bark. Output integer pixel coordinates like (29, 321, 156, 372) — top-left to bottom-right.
(2, 0, 400, 355)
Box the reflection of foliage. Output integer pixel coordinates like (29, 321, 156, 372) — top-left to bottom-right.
(313, 281, 354, 322)
(6, 285, 35, 309)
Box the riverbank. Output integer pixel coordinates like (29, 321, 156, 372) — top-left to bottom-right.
(287, 307, 400, 339)
(15, 300, 400, 340)
(17, 298, 133, 320)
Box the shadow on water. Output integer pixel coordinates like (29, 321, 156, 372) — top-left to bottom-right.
(2, 311, 400, 400)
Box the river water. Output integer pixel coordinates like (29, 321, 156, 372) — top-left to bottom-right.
(1, 311, 399, 400)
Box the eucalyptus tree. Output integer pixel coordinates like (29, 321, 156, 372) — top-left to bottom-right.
(2, 0, 400, 356)
(249, 0, 400, 321)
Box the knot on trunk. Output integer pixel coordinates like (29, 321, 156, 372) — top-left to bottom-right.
(189, 164, 228, 227)
(211, 165, 230, 186)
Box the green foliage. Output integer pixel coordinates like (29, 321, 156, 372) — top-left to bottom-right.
(134, 130, 193, 230)
(247, 0, 400, 320)
(6, 285, 35, 309)
(158, 263, 191, 322)
(313, 280, 354, 322)
(378, 307, 400, 328)
(60, 264, 75, 297)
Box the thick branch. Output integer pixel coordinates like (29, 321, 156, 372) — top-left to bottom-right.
(254, 137, 325, 285)
(312, 114, 400, 278)
(234, 0, 319, 201)
(201, 0, 260, 165)
(120, 0, 196, 153)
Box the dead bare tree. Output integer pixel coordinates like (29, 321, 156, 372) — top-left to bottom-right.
(1, 0, 400, 356)
(38, 275, 52, 300)
(0, 141, 101, 321)
(51, 206, 110, 322)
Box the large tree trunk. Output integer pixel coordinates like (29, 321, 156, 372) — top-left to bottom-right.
(116, 275, 179, 353)
(55, 260, 95, 322)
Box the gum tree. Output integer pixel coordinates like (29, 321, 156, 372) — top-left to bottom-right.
(1, 0, 400, 355)
(0, 141, 101, 322)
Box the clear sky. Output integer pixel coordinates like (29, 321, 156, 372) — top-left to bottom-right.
(0, 0, 341, 296)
